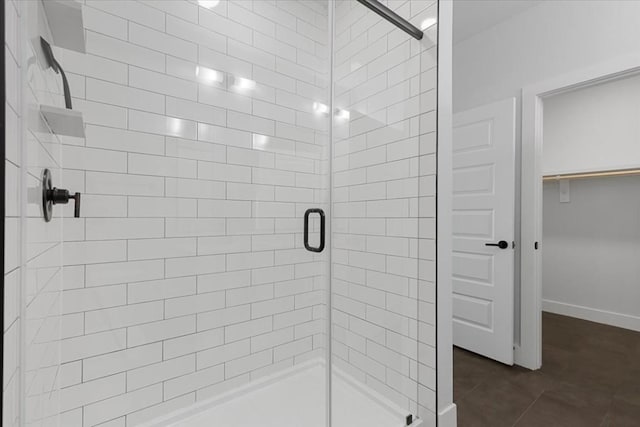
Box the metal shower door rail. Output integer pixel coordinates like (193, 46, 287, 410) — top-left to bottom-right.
(356, 0, 424, 40)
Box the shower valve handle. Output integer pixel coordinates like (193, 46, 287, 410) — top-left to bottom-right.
(42, 168, 81, 222)
(47, 188, 81, 218)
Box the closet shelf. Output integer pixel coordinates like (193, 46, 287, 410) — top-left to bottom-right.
(40, 105, 85, 138)
(42, 0, 86, 53)
(543, 168, 640, 181)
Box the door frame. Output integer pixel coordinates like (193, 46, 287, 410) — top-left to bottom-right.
(436, 0, 457, 425)
(518, 53, 640, 370)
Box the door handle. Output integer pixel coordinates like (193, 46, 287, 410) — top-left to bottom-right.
(304, 208, 325, 253)
(485, 240, 509, 249)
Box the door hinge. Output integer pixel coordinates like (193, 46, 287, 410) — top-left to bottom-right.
(535, 241, 539, 250)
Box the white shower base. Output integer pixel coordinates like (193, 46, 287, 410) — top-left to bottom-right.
(145, 360, 415, 427)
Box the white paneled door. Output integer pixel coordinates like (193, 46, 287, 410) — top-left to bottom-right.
(452, 98, 516, 365)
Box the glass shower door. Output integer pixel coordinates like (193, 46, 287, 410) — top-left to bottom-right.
(330, 0, 438, 426)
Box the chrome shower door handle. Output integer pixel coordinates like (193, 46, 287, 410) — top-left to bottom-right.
(304, 208, 325, 253)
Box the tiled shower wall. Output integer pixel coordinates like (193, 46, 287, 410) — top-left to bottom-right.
(6, 1, 68, 426)
(4, 1, 21, 425)
(54, 1, 330, 425)
(331, 0, 437, 421)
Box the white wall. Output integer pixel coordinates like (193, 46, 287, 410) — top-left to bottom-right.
(454, 0, 640, 113)
(542, 176, 640, 330)
(543, 73, 640, 175)
(453, 0, 640, 343)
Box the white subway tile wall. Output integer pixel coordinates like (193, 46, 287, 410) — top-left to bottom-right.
(4, 1, 21, 425)
(5, 1, 68, 426)
(54, 0, 331, 425)
(331, 0, 437, 422)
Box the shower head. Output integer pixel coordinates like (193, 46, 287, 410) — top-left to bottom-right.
(40, 37, 60, 73)
(40, 37, 72, 109)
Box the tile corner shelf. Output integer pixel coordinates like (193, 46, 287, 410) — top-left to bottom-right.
(42, 0, 86, 53)
(40, 105, 85, 138)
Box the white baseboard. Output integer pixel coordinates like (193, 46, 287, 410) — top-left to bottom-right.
(438, 403, 457, 427)
(543, 299, 640, 332)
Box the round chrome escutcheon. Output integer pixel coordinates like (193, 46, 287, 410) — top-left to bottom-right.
(42, 168, 53, 222)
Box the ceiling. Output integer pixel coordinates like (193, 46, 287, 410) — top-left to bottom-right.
(453, 0, 542, 44)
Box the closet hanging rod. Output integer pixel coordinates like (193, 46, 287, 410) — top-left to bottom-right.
(356, 0, 424, 40)
(542, 168, 640, 181)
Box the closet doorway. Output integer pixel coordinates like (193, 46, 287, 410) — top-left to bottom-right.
(516, 60, 640, 423)
(540, 75, 640, 333)
(520, 56, 640, 370)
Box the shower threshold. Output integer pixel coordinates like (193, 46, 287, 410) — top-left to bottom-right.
(142, 359, 418, 427)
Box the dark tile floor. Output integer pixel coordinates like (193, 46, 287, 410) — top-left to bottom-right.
(454, 312, 640, 427)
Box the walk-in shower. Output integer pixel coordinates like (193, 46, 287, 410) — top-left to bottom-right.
(3, 0, 439, 426)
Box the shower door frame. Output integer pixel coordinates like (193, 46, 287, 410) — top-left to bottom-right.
(325, 2, 334, 426)
(1, 0, 6, 411)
